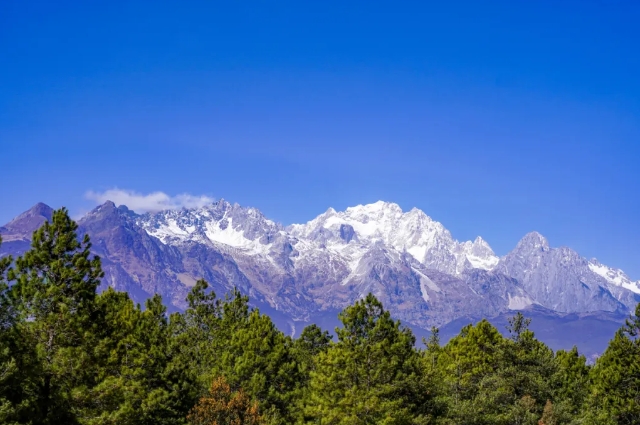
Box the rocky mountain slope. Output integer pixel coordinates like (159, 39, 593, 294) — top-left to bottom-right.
(2, 200, 638, 339)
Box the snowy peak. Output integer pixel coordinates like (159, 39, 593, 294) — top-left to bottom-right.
(459, 237, 500, 271)
(137, 200, 283, 255)
(588, 259, 640, 294)
(290, 201, 499, 275)
(4, 198, 640, 335)
(107, 197, 640, 315)
(343, 200, 404, 220)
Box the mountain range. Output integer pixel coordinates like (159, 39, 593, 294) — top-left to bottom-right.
(2, 199, 638, 358)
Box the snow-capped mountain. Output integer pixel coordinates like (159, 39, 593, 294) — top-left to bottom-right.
(588, 259, 640, 294)
(288, 201, 499, 276)
(2, 200, 638, 334)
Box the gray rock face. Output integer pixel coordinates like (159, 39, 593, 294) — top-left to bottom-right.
(1, 201, 639, 334)
(496, 232, 639, 314)
(339, 224, 356, 243)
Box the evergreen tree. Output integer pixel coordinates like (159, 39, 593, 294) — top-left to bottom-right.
(8, 208, 103, 424)
(550, 347, 590, 423)
(292, 324, 332, 372)
(291, 324, 332, 423)
(176, 279, 222, 393)
(0, 237, 39, 424)
(216, 308, 299, 424)
(305, 294, 431, 424)
(583, 303, 640, 424)
(76, 288, 147, 424)
(0, 236, 18, 422)
(75, 290, 194, 424)
(437, 320, 509, 424)
(501, 313, 556, 421)
(421, 327, 449, 421)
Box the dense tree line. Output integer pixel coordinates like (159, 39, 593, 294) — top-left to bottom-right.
(1, 208, 639, 424)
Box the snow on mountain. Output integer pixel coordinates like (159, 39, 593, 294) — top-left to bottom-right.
(4, 199, 639, 359)
(130, 199, 640, 317)
(3, 199, 639, 333)
(588, 259, 640, 294)
(136, 200, 502, 294)
(138, 199, 283, 255)
(459, 237, 500, 270)
(288, 200, 499, 276)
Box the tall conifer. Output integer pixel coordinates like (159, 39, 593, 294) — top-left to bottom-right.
(8, 208, 103, 424)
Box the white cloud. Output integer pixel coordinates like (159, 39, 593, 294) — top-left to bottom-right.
(85, 188, 214, 213)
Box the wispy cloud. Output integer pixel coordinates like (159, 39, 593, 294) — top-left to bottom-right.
(85, 188, 214, 213)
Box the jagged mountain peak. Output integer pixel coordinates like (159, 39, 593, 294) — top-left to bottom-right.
(515, 231, 550, 252)
(474, 236, 489, 246)
(588, 258, 640, 294)
(135, 199, 283, 255)
(83, 201, 135, 219)
(79, 202, 140, 235)
(289, 201, 498, 276)
(3, 197, 640, 345)
(497, 231, 640, 313)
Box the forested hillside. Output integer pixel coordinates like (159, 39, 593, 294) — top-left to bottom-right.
(1, 208, 638, 424)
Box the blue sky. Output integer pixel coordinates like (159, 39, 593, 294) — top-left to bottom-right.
(1, 1, 639, 276)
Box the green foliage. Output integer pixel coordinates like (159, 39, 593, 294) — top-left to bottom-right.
(3, 210, 640, 424)
(304, 294, 432, 424)
(80, 291, 193, 425)
(8, 208, 104, 424)
(551, 346, 590, 422)
(434, 314, 569, 425)
(437, 320, 510, 424)
(217, 308, 300, 424)
(582, 303, 640, 425)
(0, 236, 39, 424)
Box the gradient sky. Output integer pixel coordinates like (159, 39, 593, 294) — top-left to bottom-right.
(1, 1, 639, 277)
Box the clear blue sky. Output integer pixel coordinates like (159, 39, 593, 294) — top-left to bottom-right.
(1, 1, 639, 277)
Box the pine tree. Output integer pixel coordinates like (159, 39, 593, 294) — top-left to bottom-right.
(216, 308, 300, 424)
(176, 279, 222, 393)
(305, 293, 431, 424)
(0, 237, 38, 424)
(421, 327, 448, 421)
(583, 304, 640, 424)
(501, 313, 556, 421)
(437, 320, 508, 424)
(77, 290, 195, 425)
(76, 288, 147, 424)
(0, 236, 18, 422)
(290, 324, 332, 423)
(292, 324, 332, 371)
(551, 346, 590, 422)
(8, 208, 103, 424)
